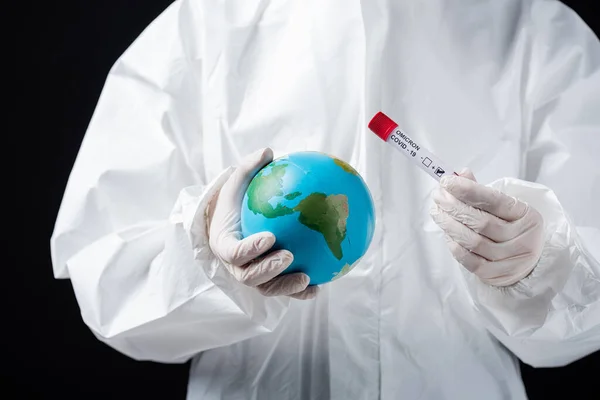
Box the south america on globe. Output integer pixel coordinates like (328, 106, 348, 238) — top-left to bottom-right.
(241, 151, 376, 285)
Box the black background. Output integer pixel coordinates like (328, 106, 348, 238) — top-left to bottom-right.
(27, 1, 598, 399)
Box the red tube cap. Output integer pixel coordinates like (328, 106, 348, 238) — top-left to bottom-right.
(368, 112, 398, 141)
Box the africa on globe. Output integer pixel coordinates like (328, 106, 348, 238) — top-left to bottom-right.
(241, 151, 376, 285)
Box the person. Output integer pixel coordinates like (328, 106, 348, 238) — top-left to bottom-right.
(51, 0, 600, 398)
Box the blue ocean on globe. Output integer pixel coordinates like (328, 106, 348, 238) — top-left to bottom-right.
(241, 151, 376, 285)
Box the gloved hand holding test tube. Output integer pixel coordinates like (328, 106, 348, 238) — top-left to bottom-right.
(368, 111, 545, 287)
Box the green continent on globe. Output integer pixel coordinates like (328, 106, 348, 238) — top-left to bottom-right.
(293, 193, 349, 260)
(332, 157, 358, 176)
(246, 164, 295, 218)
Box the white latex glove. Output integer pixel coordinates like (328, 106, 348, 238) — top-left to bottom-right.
(207, 148, 318, 300)
(430, 168, 545, 287)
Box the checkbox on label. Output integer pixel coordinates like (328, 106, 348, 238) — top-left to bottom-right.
(422, 157, 432, 167)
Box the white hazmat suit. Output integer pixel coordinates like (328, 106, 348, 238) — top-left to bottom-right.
(51, 0, 600, 399)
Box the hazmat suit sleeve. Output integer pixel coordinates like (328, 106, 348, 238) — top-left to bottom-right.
(462, 0, 600, 367)
(50, 0, 290, 363)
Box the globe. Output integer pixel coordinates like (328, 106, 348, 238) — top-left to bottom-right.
(241, 151, 376, 285)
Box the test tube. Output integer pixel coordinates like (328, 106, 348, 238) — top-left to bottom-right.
(368, 112, 458, 181)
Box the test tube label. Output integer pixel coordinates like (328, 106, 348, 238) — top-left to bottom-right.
(386, 129, 455, 181)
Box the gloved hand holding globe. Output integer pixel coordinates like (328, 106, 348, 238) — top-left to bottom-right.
(207, 148, 375, 300)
